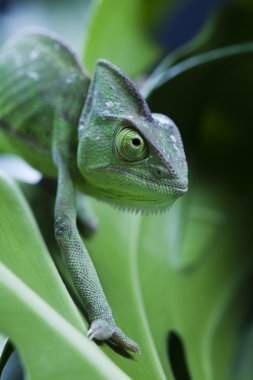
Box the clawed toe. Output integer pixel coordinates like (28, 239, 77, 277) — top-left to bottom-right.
(110, 327, 141, 353)
(87, 321, 140, 354)
(87, 327, 96, 340)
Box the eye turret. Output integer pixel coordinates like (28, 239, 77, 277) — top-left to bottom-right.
(115, 127, 148, 162)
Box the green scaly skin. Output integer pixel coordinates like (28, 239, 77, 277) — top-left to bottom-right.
(0, 28, 188, 353)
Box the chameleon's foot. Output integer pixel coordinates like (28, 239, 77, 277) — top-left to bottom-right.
(110, 326, 141, 354)
(87, 321, 140, 353)
(87, 319, 114, 341)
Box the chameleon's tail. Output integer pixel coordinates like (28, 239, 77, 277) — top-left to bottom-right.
(110, 326, 141, 354)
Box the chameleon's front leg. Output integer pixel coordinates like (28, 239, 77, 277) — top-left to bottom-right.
(54, 152, 140, 353)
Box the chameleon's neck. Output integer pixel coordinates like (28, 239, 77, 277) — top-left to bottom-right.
(74, 166, 110, 201)
(74, 168, 96, 196)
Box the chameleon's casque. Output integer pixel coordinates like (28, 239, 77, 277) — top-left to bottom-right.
(0, 28, 188, 353)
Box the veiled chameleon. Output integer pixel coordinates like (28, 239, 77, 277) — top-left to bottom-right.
(0, 28, 188, 353)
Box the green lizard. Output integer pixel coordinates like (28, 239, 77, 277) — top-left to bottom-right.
(0, 27, 188, 353)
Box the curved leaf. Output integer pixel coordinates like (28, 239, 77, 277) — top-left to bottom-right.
(86, 204, 168, 379)
(83, 0, 167, 77)
(0, 171, 83, 329)
(0, 263, 130, 380)
(0, 171, 132, 379)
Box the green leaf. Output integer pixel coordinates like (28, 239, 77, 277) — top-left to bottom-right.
(86, 204, 169, 379)
(83, 0, 167, 77)
(0, 262, 130, 380)
(84, 185, 253, 380)
(0, 171, 83, 330)
(0, 171, 129, 379)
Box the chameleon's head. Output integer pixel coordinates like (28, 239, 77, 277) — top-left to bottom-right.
(77, 60, 188, 212)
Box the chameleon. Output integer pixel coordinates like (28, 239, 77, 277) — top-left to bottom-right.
(0, 27, 188, 353)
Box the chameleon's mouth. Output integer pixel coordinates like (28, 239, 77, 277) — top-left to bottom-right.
(172, 186, 188, 195)
(91, 179, 187, 213)
(82, 164, 188, 212)
(98, 165, 188, 196)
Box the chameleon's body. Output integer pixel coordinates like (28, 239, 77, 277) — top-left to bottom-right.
(0, 30, 88, 177)
(0, 28, 188, 353)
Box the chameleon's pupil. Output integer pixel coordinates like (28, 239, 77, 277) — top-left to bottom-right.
(115, 127, 148, 161)
(132, 138, 141, 146)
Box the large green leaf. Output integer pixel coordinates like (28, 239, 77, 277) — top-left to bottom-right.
(0, 172, 129, 379)
(83, 0, 169, 77)
(27, 185, 170, 380)
(84, 186, 253, 380)
(0, 171, 83, 330)
(85, 205, 168, 380)
(0, 262, 130, 380)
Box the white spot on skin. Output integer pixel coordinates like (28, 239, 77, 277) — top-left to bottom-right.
(27, 71, 39, 81)
(29, 50, 39, 60)
(65, 77, 73, 84)
(173, 143, 180, 154)
(170, 134, 176, 143)
(101, 110, 111, 117)
(105, 101, 114, 108)
(79, 121, 85, 132)
(65, 68, 78, 84)
(155, 114, 169, 126)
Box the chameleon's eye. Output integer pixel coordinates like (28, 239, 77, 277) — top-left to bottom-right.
(115, 127, 148, 162)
